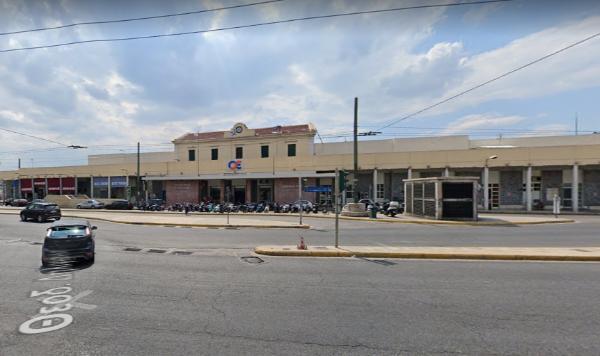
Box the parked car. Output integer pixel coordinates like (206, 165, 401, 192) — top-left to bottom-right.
(76, 199, 105, 209)
(42, 219, 96, 267)
(104, 199, 133, 210)
(20, 203, 62, 223)
(5, 198, 29, 207)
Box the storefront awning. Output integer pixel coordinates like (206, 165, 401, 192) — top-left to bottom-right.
(143, 171, 335, 181)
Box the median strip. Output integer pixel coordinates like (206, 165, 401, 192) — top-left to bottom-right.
(255, 246, 600, 262)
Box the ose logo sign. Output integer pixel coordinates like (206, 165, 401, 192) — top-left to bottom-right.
(227, 160, 242, 171)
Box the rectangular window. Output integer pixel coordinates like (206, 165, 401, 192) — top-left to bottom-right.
(261, 145, 269, 158)
(188, 149, 195, 161)
(377, 184, 384, 199)
(211, 148, 218, 161)
(287, 143, 296, 157)
(236, 146, 243, 159)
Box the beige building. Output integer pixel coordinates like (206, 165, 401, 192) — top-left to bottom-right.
(2, 122, 600, 212)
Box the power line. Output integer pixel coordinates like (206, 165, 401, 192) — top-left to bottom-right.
(0, 126, 68, 146)
(376, 29, 600, 131)
(361, 125, 599, 133)
(0, 0, 512, 54)
(0, 0, 285, 36)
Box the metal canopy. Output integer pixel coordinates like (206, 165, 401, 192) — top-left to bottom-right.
(143, 171, 335, 181)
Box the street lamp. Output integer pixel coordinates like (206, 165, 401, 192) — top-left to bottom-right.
(485, 155, 498, 166)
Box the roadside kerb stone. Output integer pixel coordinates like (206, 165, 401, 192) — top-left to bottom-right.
(0, 207, 575, 225)
(255, 246, 600, 261)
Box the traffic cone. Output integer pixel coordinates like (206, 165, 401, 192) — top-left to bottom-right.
(297, 236, 307, 250)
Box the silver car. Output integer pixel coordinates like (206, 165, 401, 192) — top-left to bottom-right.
(76, 199, 105, 209)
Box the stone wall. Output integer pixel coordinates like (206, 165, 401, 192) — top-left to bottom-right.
(165, 180, 199, 205)
(274, 178, 316, 203)
(500, 170, 523, 205)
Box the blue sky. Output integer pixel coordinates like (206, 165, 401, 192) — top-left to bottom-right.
(0, 0, 599, 170)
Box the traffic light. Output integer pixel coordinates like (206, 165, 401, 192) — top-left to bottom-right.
(338, 170, 348, 192)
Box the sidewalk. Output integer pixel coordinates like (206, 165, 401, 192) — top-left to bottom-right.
(0, 208, 308, 229)
(255, 245, 600, 262)
(0, 206, 576, 226)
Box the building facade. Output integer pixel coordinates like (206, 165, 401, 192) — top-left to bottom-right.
(2, 122, 600, 212)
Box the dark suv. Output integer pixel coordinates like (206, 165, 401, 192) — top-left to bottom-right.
(20, 203, 62, 223)
(42, 219, 96, 267)
(104, 199, 133, 210)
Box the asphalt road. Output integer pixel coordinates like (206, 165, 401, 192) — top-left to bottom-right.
(2, 215, 600, 355)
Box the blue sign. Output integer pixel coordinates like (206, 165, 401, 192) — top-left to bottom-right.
(93, 177, 108, 187)
(227, 160, 242, 170)
(304, 185, 332, 193)
(111, 176, 127, 187)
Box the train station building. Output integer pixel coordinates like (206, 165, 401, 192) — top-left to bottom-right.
(2, 122, 600, 212)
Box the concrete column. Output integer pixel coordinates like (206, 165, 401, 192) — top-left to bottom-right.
(74, 177, 78, 195)
(219, 180, 225, 202)
(126, 176, 130, 200)
(59, 177, 63, 195)
(407, 168, 412, 180)
(107, 176, 112, 199)
(483, 167, 489, 210)
(90, 176, 94, 198)
(526, 166, 532, 212)
(372, 169, 378, 201)
(44, 177, 48, 197)
(444, 167, 450, 177)
(572, 164, 579, 213)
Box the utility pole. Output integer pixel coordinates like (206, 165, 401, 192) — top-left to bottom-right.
(18, 158, 21, 169)
(298, 177, 303, 225)
(353, 97, 358, 204)
(136, 142, 141, 203)
(335, 168, 340, 247)
(575, 112, 579, 135)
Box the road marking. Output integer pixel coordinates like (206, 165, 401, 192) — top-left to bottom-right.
(19, 271, 97, 335)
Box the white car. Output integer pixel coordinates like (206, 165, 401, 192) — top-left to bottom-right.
(76, 199, 105, 209)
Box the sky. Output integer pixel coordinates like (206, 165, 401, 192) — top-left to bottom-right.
(0, 0, 600, 170)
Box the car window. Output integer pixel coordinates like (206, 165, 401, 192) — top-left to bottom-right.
(48, 225, 88, 239)
(44, 205, 58, 210)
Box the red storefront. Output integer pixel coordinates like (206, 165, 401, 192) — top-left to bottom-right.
(47, 178, 60, 195)
(33, 178, 46, 198)
(61, 177, 76, 195)
(20, 178, 32, 199)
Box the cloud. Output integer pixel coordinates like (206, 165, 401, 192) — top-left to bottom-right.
(415, 15, 600, 117)
(383, 41, 467, 99)
(441, 113, 525, 135)
(0, 0, 599, 170)
(462, 2, 503, 24)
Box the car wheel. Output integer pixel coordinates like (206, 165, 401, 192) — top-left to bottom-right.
(20, 213, 26, 222)
(37, 215, 44, 223)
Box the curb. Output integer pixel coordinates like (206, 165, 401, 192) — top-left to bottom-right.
(0, 209, 575, 226)
(59, 214, 311, 229)
(0, 210, 309, 229)
(254, 247, 600, 262)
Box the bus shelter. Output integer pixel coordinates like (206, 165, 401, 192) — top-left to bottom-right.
(404, 177, 479, 221)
